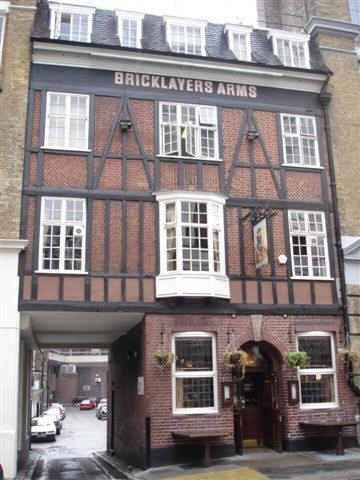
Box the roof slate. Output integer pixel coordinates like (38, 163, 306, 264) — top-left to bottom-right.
(31, 3, 328, 72)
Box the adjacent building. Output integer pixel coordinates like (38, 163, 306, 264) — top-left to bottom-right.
(0, 1, 37, 477)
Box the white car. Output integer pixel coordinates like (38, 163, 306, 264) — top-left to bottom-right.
(47, 405, 63, 421)
(42, 411, 62, 435)
(96, 402, 107, 416)
(31, 417, 56, 442)
(50, 402, 66, 419)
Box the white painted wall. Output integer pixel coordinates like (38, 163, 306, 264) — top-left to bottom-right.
(0, 240, 27, 479)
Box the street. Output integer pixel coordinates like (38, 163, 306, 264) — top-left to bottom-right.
(29, 406, 108, 479)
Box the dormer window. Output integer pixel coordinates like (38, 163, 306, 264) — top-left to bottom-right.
(116, 10, 144, 48)
(49, 2, 95, 43)
(164, 16, 207, 56)
(224, 25, 252, 62)
(268, 30, 310, 69)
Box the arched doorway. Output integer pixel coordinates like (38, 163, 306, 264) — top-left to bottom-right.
(233, 341, 283, 453)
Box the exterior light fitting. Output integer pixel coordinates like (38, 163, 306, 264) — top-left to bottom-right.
(119, 119, 132, 131)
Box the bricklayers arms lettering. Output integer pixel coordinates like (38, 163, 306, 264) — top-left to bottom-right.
(115, 71, 257, 98)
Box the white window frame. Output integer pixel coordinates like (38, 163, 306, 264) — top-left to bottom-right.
(0, 13, 6, 64)
(172, 331, 218, 415)
(296, 331, 338, 409)
(268, 30, 310, 69)
(280, 114, 320, 168)
(224, 24, 252, 62)
(159, 102, 219, 160)
(38, 197, 87, 274)
(288, 210, 331, 280)
(115, 10, 144, 48)
(164, 16, 207, 56)
(49, 2, 95, 43)
(44, 92, 90, 151)
(156, 191, 229, 298)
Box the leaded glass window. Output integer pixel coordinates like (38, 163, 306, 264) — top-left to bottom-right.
(297, 333, 337, 408)
(173, 333, 217, 413)
(39, 197, 86, 273)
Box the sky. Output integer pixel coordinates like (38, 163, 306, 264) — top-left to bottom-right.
(57, 0, 258, 25)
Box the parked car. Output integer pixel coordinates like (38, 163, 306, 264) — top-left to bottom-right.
(79, 398, 96, 410)
(98, 405, 107, 420)
(31, 417, 56, 442)
(96, 402, 107, 418)
(72, 396, 87, 407)
(50, 402, 66, 419)
(0, 463, 3, 480)
(99, 397, 107, 404)
(42, 411, 62, 435)
(46, 405, 63, 421)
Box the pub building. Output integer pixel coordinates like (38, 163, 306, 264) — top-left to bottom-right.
(21, 0, 357, 468)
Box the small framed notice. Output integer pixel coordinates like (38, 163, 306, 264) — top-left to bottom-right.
(138, 376, 144, 395)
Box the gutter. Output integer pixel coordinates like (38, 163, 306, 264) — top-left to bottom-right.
(319, 77, 360, 396)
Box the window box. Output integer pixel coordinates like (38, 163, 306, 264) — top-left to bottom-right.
(296, 332, 338, 409)
(115, 10, 144, 48)
(281, 114, 319, 167)
(38, 197, 86, 273)
(156, 191, 229, 298)
(44, 92, 89, 151)
(164, 16, 207, 56)
(268, 30, 310, 69)
(224, 24, 252, 61)
(49, 2, 95, 43)
(288, 211, 330, 279)
(172, 332, 218, 414)
(160, 102, 219, 160)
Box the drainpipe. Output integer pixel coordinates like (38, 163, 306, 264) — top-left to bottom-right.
(319, 80, 360, 396)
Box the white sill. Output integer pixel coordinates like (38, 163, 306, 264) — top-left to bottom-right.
(35, 270, 88, 275)
(299, 403, 339, 410)
(41, 146, 91, 153)
(157, 154, 223, 162)
(173, 408, 218, 415)
(282, 163, 324, 169)
(291, 276, 334, 281)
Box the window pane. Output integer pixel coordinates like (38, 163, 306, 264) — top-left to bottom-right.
(232, 32, 248, 60)
(166, 203, 176, 223)
(176, 377, 214, 408)
(175, 337, 213, 371)
(298, 336, 332, 368)
(300, 374, 335, 404)
(59, 14, 71, 40)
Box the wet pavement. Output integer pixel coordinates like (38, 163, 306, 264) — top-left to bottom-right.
(24, 406, 108, 479)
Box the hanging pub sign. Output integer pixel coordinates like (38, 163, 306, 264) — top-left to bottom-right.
(253, 217, 269, 269)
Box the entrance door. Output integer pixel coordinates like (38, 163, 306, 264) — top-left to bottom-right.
(242, 373, 264, 446)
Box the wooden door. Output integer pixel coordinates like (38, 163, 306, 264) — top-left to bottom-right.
(241, 373, 264, 446)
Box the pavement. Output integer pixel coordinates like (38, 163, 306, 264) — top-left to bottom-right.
(16, 408, 360, 480)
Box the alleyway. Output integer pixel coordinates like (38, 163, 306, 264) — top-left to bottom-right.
(28, 406, 109, 479)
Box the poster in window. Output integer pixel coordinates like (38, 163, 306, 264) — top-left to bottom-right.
(253, 217, 269, 269)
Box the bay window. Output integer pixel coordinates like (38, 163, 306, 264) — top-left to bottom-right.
(156, 191, 229, 298)
(172, 332, 218, 414)
(297, 332, 338, 409)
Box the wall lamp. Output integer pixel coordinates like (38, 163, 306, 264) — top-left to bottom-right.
(119, 119, 132, 131)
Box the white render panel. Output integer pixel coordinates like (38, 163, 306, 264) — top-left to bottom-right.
(156, 273, 230, 298)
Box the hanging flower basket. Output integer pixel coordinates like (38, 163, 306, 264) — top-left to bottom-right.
(284, 351, 308, 369)
(153, 350, 176, 374)
(223, 348, 248, 379)
(337, 348, 360, 373)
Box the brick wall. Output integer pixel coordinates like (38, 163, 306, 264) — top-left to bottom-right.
(0, 1, 36, 238)
(110, 312, 356, 467)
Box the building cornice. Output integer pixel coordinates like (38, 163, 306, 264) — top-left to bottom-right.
(304, 16, 360, 39)
(0, 239, 28, 252)
(32, 41, 328, 93)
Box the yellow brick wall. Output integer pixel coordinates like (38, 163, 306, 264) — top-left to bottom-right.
(0, 2, 36, 239)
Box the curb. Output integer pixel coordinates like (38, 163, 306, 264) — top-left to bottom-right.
(92, 452, 136, 480)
